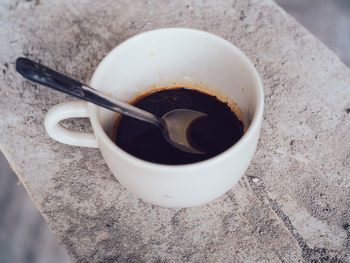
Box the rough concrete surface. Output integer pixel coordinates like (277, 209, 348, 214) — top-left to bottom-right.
(0, 0, 349, 262)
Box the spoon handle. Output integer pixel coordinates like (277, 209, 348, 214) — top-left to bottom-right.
(15, 57, 161, 127)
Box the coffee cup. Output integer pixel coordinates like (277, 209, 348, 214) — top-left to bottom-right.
(44, 28, 264, 207)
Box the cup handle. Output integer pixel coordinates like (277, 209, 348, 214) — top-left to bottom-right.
(44, 100, 98, 148)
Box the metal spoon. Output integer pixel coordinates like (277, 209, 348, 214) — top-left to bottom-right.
(15, 57, 206, 154)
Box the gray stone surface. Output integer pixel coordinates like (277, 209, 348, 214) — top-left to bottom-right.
(0, 0, 349, 262)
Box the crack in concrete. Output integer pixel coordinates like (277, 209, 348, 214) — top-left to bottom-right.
(267, 198, 343, 262)
(247, 176, 345, 262)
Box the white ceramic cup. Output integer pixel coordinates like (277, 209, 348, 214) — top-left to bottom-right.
(45, 28, 264, 208)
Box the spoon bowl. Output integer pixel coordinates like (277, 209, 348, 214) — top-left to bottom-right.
(161, 109, 207, 154)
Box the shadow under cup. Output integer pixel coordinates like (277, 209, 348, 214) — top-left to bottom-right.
(88, 28, 263, 207)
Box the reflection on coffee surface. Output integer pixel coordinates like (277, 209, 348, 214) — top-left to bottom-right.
(113, 88, 244, 165)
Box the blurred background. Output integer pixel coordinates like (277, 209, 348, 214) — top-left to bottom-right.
(1, 0, 349, 262)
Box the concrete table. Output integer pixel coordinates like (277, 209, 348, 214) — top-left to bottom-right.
(1, 0, 349, 262)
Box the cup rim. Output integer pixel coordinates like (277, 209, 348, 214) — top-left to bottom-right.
(88, 27, 264, 170)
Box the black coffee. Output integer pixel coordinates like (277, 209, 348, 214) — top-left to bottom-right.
(113, 88, 244, 165)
